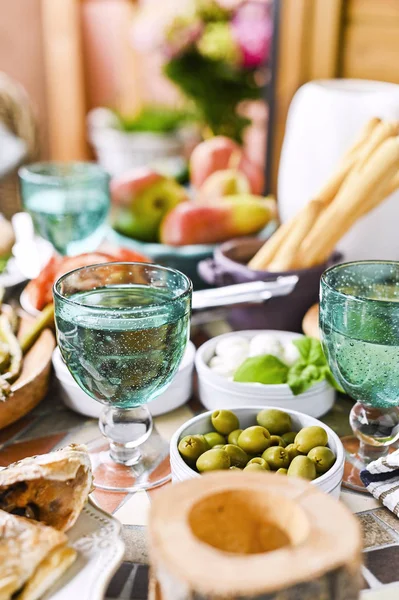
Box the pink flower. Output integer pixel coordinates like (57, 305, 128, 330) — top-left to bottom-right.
(231, 2, 272, 68)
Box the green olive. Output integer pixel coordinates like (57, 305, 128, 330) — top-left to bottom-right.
(281, 431, 297, 445)
(204, 432, 226, 448)
(244, 457, 270, 471)
(308, 446, 336, 474)
(223, 444, 249, 468)
(211, 410, 239, 435)
(276, 468, 287, 475)
(287, 455, 317, 480)
(196, 449, 231, 472)
(227, 429, 243, 446)
(285, 443, 300, 461)
(262, 446, 290, 470)
(244, 464, 268, 472)
(229, 466, 242, 471)
(238, 426, 271, 454)
(294, 426, 328, 454)
(212, 444, 225, 449)
(269, 435, 286, 447)
(178, 435, 209, 462)
(256, 409, 292, 435)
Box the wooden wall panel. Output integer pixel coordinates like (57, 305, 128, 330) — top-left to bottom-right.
(41, 0, 89, 160)
(347, 0, 399, 22)
(342, 22, 399, 84)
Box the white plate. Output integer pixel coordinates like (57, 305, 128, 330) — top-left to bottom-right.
(0, 238, 53, 288)
(44, 498, 124, 600)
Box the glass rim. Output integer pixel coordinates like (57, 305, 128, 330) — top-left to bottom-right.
(321, 259, 399, 305)
(53, 261, 193, 311)
(18, 161, 109, 185)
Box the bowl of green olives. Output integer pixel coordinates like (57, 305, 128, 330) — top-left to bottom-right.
(170, 407, 344, 497)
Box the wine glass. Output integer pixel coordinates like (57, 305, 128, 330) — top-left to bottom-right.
(53, 262, 192, 492)
(19, 162, 110, 256)
(320, 261, 399, 491)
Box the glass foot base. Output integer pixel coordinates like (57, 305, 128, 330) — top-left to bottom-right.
(342, 436, 369, 493)
(342, 436, 396, 493)
(87, 430, 171, 493)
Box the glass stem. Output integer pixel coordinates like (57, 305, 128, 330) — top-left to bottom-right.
(99, 405, 153, 466)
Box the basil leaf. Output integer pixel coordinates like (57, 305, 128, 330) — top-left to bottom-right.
(293, 337, 327, 367)
(287, 362, 324, 396)
(234, 354, 289, 385)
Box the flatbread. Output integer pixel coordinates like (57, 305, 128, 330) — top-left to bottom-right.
(0, 509, 75, 600)
(0, 444, 92, 531)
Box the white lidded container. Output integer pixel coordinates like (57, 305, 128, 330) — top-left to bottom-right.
(52, 341, 196, 418)
(195, 330, 335, 418)
(170, 406, 345, 498)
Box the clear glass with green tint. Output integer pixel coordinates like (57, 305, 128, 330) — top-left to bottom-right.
(320, 261, 399, 490)
(54, 262, 192, 492)
(19, 162, 110, 255)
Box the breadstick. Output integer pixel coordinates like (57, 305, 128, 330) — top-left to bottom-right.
(354, 120, 399, 171)
(315, 169, 398, 265)
(342, 117, 381, 160)
(382, 170, 399, 199)
(248, 118, 381, 271)
(299, 137, 399, 267)
(248, 217, 297, 269)
(312, 117, 382, 207)
(267, 200, 324, 271)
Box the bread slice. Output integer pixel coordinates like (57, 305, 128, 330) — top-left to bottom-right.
(0, 509, 75, 600)
(0, 444, 92, 531)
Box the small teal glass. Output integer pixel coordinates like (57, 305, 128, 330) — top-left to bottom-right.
(54, 262, 192, 492)
(320, 261, 399, 491)
(19, 162, 110, 256)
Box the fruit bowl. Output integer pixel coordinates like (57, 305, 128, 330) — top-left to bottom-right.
(170, 406, 345, 498)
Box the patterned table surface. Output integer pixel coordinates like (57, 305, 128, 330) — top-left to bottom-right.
(1, 313, 399, 599)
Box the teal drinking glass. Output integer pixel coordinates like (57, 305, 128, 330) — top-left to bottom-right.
(54, 262, 192, 492)
(320, 261, 399, 491)
(19, 162, 110, 256)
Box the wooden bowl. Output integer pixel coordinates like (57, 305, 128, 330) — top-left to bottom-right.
(302, 303, 320, 339)
(0, 308, 55, 429)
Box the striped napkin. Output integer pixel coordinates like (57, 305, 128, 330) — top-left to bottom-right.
(360, 450, 399, 516)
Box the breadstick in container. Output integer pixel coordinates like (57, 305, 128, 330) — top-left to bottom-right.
(248, 117, 381, 271)
(247, 217, 297, 270)
(298, 137, 399, 267)
(267, 200, 324, 271)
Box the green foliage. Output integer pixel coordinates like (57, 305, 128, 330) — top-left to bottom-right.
(0, 253, 10, 274)
(234, 355, 289, 385)
(233, 336, 343, 396)
(164, 51, 261, 143)
(114, 106, 196, 134)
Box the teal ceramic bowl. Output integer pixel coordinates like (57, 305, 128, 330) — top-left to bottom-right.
(107, 228, 215, 289)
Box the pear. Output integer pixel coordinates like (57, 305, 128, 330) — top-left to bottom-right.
(190, 135, 264, 194)
(160, 196, 275, 246)
(111, 168, 188, 242)
(198, 169, 251, 201)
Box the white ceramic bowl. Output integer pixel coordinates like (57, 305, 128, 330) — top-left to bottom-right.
(52, 341, 196, 418)
(195, 330, 335, 418)
(170, 406, 344, 498)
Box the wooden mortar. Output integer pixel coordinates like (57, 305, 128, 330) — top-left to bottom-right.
(148, 472, 362, 600)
